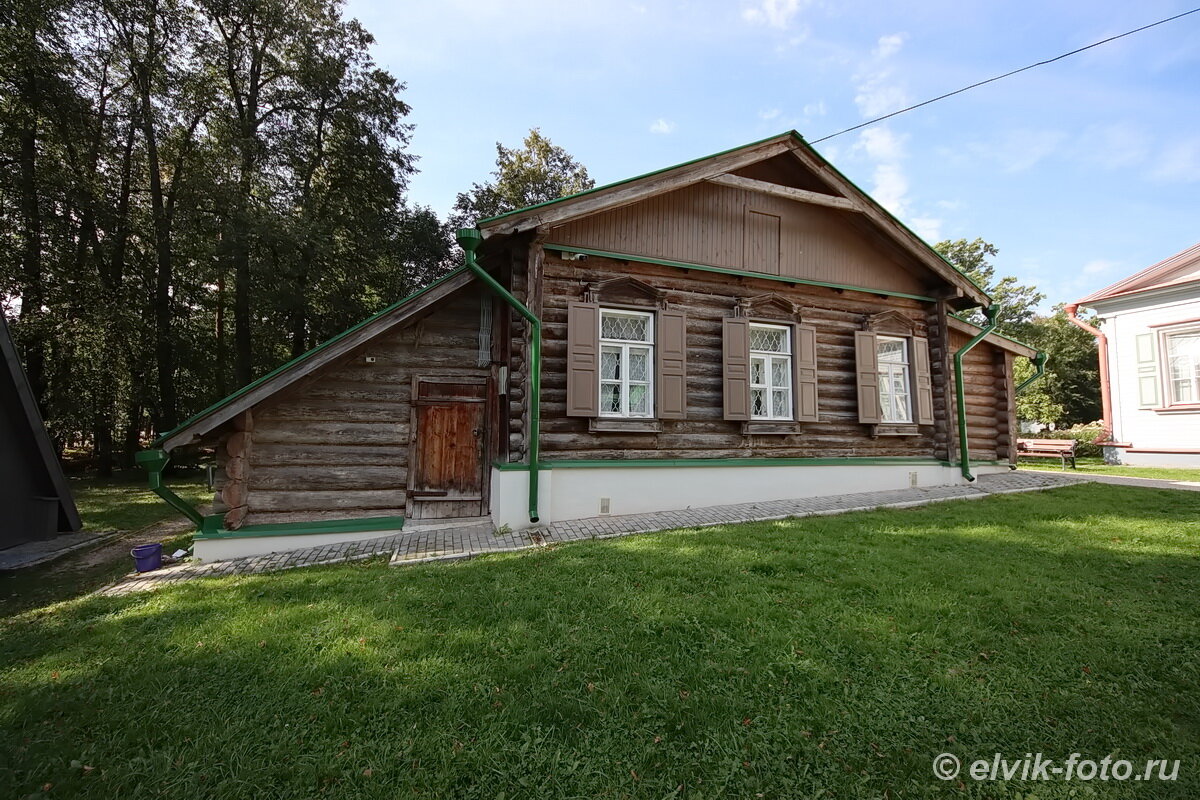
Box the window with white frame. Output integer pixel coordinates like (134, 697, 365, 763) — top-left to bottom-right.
(749, 323, 792, 420)
(877, 336, 913, 423)
(1165, 329, 1200, 405)
(599, 309, 654, 417)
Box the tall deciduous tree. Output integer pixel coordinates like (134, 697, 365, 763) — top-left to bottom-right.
(934, 238, 1045, 338)
(450, 128, 594, 228)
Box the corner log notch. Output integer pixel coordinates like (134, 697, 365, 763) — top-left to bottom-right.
(217, 410, 253, 529)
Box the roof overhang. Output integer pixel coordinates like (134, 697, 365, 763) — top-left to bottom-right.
(947, 316, 1038, 358)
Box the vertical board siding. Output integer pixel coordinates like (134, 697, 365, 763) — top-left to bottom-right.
(540, 252, 939, 459)
(549, 182, 929, 296)
(241, 285, 490, 524)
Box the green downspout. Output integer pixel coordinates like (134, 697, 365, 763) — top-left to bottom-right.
(135, 449, 205, 529)
(1016, 351, 1048, 393)
(953, 304, 1000, 482)
(457, 228, 542, 523)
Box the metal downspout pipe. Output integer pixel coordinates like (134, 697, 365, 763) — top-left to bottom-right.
(457, 228, 542, 523)
(1064, 304, 1113, 443)
(954, 304, 1000, 482)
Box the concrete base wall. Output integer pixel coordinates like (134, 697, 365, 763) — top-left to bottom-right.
(1105, 447, 1200, 468)
(491, 462, 1008, 531)
(193, 526, 404, 563)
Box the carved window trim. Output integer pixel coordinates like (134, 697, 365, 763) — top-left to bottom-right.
(583, 276, 667, 308)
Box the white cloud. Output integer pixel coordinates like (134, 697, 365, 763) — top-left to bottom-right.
(858, 126, 906, 161)
(852, 33, 910, 118)
(1150, 138, 1200, 183)
(741, 0, 803, 29)
(909, 217, 943, 242)
(649, 118, 676, 135)
(873, 32, 906, 59)
(802, 101, 826, 118)
(1075, 123, 1150, 169)
(759, 108, 781, 121)
(869, 161, 910, 217)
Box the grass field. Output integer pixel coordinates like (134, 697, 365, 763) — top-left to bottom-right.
(69, 470, 209, 532)
(2, 484, 1197, 798)
(1020, 457, 1200, 482)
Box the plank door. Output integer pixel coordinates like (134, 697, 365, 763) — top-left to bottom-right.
(408, 378, 489, 519)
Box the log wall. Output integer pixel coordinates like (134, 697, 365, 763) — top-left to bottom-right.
(239, 285, 491, 525)
(535, 250, 946, 460)
(948, 330, 1010, 463)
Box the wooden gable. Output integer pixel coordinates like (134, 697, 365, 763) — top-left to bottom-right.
(546, 178, 931, 296)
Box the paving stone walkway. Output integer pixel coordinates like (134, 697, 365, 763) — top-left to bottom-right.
(97, 470, 1095, 596)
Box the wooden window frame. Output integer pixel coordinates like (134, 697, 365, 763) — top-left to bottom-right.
(748, 322, 794, 421)
(877, 335, 914, 424)
(598, 307, 655, 419)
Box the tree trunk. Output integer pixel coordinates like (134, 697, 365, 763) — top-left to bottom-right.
(17, 120, 48, 413)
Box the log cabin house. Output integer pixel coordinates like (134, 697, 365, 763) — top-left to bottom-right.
(144, 131, 1040, 561)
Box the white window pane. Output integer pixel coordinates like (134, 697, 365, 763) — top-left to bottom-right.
(601, 347, 620, 380)
(628, 384, 648, 414)
(1174, 380, 1194, 404)
(771, 358, 789, 388)
(601, 312, 649, 342)
(772, 389, 789, 418)
(750, 326, 787, 353)
(751, 388, 767, 417)
(751, 358, 765, 386)
(878, 337, 907, 363)
(601, 383, 621, 414)
(628, 349, 649, 382)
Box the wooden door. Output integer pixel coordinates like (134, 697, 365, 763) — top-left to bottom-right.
(408, 378, 488, 519)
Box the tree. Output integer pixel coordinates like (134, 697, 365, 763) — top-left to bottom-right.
(450, 128, 594, 228)
(1020, 306, 1102, 426)
(934, 238, 1044, 338)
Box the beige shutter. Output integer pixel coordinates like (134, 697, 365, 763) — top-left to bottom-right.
(656, 310, 688, 419)
(855, 330, 882, 424)
(1135, 332, 1159, 408)
(566, 302, 600, 417)
(723, 317, 751, 421)
(793, 324, 819, 422)
(912, 336, 934, 425)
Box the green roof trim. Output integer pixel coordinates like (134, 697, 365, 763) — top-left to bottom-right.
(477, 129, 988, 301)
(543, 244, 939, 303)
(154, 265, 471, 448)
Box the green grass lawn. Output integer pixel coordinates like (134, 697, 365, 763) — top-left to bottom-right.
(1020, 457, 1200, 482)
(69, 470, 209, 532)
(2, 484, 1198, 798)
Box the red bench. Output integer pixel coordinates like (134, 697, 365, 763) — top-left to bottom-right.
(1017, 438, 1078, 470)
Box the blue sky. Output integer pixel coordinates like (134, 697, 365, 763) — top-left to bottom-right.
(344, 0, 1200, 308)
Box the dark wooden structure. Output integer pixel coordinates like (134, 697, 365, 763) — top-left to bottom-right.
(156, 132, 1036, 541)
(1, 315, 81, 548)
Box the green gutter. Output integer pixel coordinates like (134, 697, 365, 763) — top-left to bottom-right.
(457, 228, 542, 523)
(544, 244, 939, 303)
(953, 303, 999, 482)
(495, 456, 953, 470)
(1016, 351, 1048, 393)
(135, 449, 205, 529)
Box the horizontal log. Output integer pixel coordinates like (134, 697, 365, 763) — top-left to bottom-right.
(257, 399, 409, 423)
(253, 443, 408, 467)
(250, 465, 406, 492)
(251, 489, 407, 513)
(255, 420, 408, 446)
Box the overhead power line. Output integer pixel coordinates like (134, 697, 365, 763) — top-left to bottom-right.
(811, 7, 1200, 144)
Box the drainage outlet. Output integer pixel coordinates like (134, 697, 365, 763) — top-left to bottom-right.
(599, 497, 611, 515)
(909, 471, 919, 487)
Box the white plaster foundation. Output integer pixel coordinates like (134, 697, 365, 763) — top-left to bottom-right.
(490, 462, 1010, 531)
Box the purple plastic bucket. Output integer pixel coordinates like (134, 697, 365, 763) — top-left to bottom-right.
(131, 543, 163, 573)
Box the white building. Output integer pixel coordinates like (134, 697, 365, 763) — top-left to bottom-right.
(1074, 243, 1200, 467)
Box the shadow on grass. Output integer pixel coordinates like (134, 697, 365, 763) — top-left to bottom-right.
(1, 484, 1197, 799)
